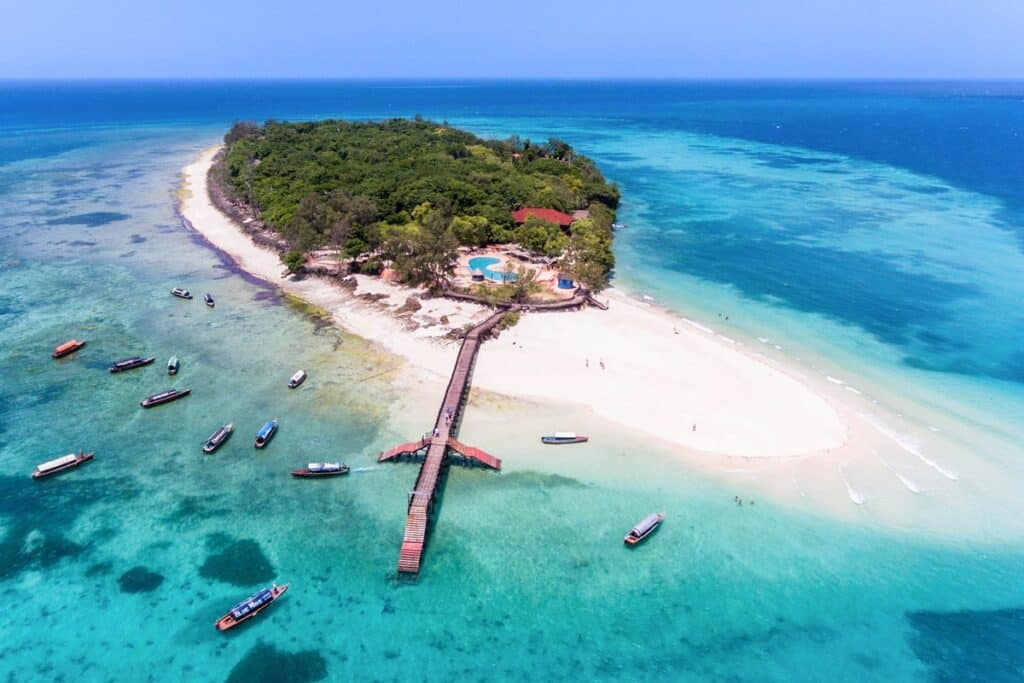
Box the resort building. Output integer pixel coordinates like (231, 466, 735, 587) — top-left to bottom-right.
(511, 207, 575, 229)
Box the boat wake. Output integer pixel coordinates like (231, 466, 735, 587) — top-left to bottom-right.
(860, 413, 959, 481)
(350, 466, 380, 473)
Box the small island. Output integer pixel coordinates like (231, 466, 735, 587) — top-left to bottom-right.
(208, 118, 619, 300)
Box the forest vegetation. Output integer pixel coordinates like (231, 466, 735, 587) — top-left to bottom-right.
(215, 118, 619, 289)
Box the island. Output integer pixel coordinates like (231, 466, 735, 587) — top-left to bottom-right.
(180, 119, 846, 464)
(208, 118, 620, 302)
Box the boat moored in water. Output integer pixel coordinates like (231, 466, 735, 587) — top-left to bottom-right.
(203, 423, 234, 453)
(204, 293, 215, 307)
(32, 450, 94, 479)
(108, 356, 156, 373)
(254, 419, 278, 448)
(290, 462, 349, 478)
(140, 387, 191, 408)
(167, 356, 179, 375)
(624, 512, 664, 546)
(215, 583, 289, 632)
(170, 287, 192, 299)
(287, 369, 307, 389)
(541, 432, 589, 445)
(52, 339, 86, 359)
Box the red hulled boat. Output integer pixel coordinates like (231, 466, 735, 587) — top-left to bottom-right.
(52, 339, 86, 358)
(215, 583, 289, 632)
(290, 462, 349, 478)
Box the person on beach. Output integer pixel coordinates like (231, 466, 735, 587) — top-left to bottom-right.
(599, 359, 605, 370)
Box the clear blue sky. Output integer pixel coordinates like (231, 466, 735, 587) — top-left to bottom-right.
(2, 0, 1022, 79)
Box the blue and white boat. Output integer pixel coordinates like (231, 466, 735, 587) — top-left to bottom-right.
(254, 419, 278, 449)
(215, 583, 289, 631)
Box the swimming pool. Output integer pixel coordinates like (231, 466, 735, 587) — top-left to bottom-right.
(468, 256, 518, 282)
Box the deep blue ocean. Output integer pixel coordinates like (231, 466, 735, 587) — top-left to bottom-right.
(1, 81, 1023, 681)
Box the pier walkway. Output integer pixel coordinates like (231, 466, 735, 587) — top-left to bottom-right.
(379, 306, 511, 576)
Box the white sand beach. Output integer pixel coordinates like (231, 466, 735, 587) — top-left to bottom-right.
(179, 146, 847, 459)
(179, 144, 1024, 539)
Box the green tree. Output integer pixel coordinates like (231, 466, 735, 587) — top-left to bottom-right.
(450, 215, 490, 246)
(283, 249, 306, 274)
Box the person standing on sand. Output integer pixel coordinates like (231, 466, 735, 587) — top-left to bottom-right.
(599, 359, 605, 370)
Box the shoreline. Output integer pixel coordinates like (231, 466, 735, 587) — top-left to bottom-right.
(180, 145, 847, 460)
(179, 144, 1024, 539)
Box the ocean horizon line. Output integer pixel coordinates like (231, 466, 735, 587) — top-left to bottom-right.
(3, 75, 1024, 85)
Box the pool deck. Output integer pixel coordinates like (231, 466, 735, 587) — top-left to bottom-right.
(454, 246, 575, 299)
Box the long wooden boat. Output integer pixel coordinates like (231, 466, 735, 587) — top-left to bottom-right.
(290, 462, 349, 478)
(170, 287, 192, 299)
(32, 450, 94, 479)
(254, 419, 278, 448)
(215, 583, 289, 632)
(108, 356, 156, 373)
(287, 369, 307, 389)
(52, 339, 86, 359)
(624, 512, 664, 546)
(203, 423, 233, 454)
(140, 387, 191, 408)
(540, 432, 589, 445)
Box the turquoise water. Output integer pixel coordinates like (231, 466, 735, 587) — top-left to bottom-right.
(2, 82, 1024, 681)
(467, 256, 517, 282)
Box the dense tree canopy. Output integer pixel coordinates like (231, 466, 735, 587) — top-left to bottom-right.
(218, 118, 619, 289)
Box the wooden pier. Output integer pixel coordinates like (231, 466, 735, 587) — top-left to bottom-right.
(378, 286, 608, 577)
(378, 306, 511, 576)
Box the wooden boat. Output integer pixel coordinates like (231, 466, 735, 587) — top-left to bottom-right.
(167, 356, 179, 375)
(624, 512, 664, 546)
(32, 450, 94, 479)
(287, 369, 307, 389)
(52, 339, 86, 358)
(540, 432, 589, 445)
(170, 287, 192, 299)
(254, 419, 278, 448)
(215, 583, 289, 632)
(203, 423, 233, 454)
(290, 462, 349, 478)
(204, 293, 215, 307)
(140, 387, 191, 408)
(108, 356, 156, 373)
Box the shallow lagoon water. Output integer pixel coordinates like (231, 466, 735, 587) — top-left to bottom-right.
(1, 83, 1024, 681)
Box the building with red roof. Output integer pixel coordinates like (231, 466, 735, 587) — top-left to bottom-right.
(511, 207, 575, 228)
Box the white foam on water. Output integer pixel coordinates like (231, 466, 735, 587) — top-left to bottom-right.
(928, 426, 941, 433)
(861, 413, 959, 481)
(718, 335, 736, 344)
(826, 375, 846, 385)
(839, 465, 866, 505)
(757, 337, 770, 343)
(896, 473, 922, 495)
(874, 448, 923, 494)
(682, 318, 713, 334)
(845, 386, 862, 395)
(774, 345, 782, 350)
(792, 473, 807, 498)
(642, 294, 654, 301)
